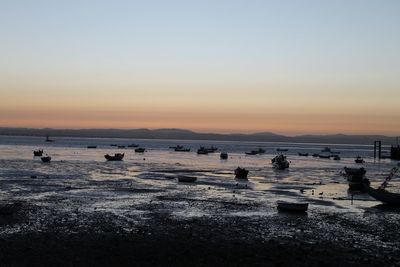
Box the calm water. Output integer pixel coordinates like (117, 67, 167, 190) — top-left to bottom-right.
(0, 135, 399, 217)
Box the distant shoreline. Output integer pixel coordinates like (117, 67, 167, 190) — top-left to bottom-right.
(0, 127, 398, 145)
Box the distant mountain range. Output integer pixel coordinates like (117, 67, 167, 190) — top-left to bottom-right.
(0, 127, 398, 145)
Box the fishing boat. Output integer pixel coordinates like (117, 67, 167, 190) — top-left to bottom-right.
(177, 176, 197, 183)
(33, 149, 43, 157)
(175, 146, 190, 152)
(220, 152, 228, 159)
(234, 167, 249, 179)
(87, 146, 97, 149)
(355, 156, 364, 164)
(197, 147, 209, 155)
(245, 151, 259, 155)
(104, 153, 124, 161)
(135, 148, 145, 153)
(344, 167, 366, 190)
(45, 135, 54, 142)
(298, 152, 309, 157)
(41, 156, 51, 163)
(127, 144, 139, 148)
(363, 179, 400, 205)
(277, 201, 308, 212)
(271, 155, 289, 170)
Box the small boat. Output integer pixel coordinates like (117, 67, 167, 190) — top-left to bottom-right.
(271, 155, 289, 170)
(355, 156, 364, 164)
(276, 148, 288, 152)
(45, 135, 54, 142)
(33, 150, 43, 157)
(118, 145, 126, 149)
(110, 144, 118, 147)
(319, 154, 331, 159)
(175, 147, 190, 152)
(312, 153, 320, 157)
(204, 146, 218, 153)
(197, 147, 209, 155)
(277, 201, 308, 212)
(104, 153, 124, 161)
(344, 167, 366, 190)
(321, 147, 331, 152)
(220, 152, 228, 160)
(245, 151, 259, 155)
(127, 144, 139, 148)
(298, 153, 309, 157)
(332, 155, 341, 160)
(363, 178, 400, 205)
(41, 156, 51, 163)
(87, 145, 97, 149)
(234, 167, 249, 179)
(135, 148, 145, 153)
(178, 176, 197, 183)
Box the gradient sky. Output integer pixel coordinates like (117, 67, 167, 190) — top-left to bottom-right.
(1, 0, 399, 135)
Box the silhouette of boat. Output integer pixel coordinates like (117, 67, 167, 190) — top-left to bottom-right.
(127, 144, 139, 148)
(220, 152, 228, 159)
(298, 153, 309, 157)
(33, 150, 43, 157)
(118, 145, 126, 149)
(363, 178, 400, 205)
(332, 155, 341, 160)
(135, 148, 145, 153)
(234, 167, 249, 179)
(197, 147, 209, 155)
(319, 154, 331, 159)
(245, 151, 259, 155)
(87, 146, 97, 149)
(312, 153, 319, 157)
(104, 153, 124, 161)
(321, 147, 331, 152)
(344, 167, 366, 190)
(276, 148, 288, 152)
(175, 146, 190, 152)
(41, 156, 51, 163)
(355, 156, 364, 164)
(45, 135, 54, 142)
(277, 201, 308, 212)
(178, 176, 197, 183)
(271, 155, 289, 170)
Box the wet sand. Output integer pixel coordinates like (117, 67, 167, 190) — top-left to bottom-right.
(1, 172, 400, 267)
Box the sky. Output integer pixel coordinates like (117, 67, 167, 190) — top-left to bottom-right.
(1, 0, 399, 135)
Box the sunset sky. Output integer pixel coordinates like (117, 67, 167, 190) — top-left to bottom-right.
(1, 0, 399, 135)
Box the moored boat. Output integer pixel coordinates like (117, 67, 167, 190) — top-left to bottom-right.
(271, 155, 289, 170)
(319, 154, 331, 159)
(220, 152, 228, 159)
(128, 144, 139, 148)
(332, 155, 341, 160)
(234, 167, 249, 179)
(344, 167, 366, 190)
(197, 147, 209, 155)
(355, 156, 364, 164)
(276, 148, 288, 152)
(135, 148, 146, 153)
(41, 156, 51, 163)
(33, 149, 43, 157)
(178, 176, 197, 183)
(104, 153, 124, 161)
(175, 147, 190, 152)
(87, 145, 97, 149)
(298, 152, 309, 157)
(363, 179, 400, 205)
(277, 201, 308, 212)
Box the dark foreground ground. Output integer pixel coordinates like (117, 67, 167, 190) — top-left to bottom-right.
(1, 200, 400, 267)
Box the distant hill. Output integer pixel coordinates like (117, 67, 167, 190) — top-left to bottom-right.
(0, 127, 398, 145)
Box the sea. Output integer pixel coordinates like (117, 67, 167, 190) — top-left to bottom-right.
(1, 135, 399, 217)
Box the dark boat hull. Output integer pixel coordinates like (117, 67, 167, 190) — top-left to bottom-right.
(363, 179, 400, 205)
(104, 153, 124, 161)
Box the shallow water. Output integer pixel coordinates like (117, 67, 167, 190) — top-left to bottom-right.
(0, 135, 399, 220)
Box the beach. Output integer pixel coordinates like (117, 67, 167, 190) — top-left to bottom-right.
(1, 136, 400, 266)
